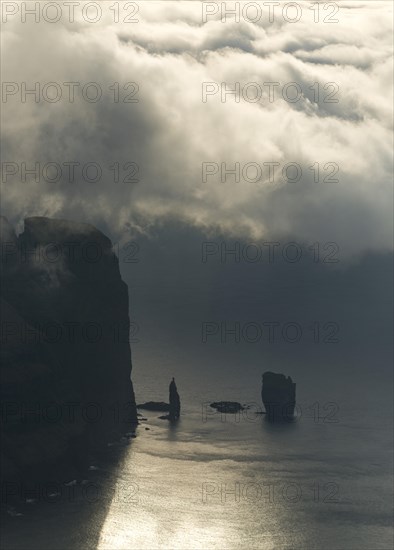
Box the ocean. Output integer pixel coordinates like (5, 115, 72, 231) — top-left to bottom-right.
(2, 341, 392, 549)
(2, 235, 393, 549)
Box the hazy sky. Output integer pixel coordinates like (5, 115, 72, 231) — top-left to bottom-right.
(1, 1, 393, 259)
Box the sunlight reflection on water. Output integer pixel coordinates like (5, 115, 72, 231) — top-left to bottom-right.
(97, 415, 308, 550)
(96, 398, 392, 550)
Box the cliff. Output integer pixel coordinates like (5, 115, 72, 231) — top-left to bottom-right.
(0, 216, 137, 484)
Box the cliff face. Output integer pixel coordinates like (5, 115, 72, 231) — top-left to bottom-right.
(0, 217, 137, 483)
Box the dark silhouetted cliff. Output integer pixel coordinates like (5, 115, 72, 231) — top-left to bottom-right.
(0, 217, 137, 484)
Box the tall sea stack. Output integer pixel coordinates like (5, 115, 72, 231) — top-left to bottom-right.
(169, 377, 180, 420)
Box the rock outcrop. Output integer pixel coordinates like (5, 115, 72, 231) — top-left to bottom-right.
(169, 378, 180, 420)
(137, 402, 170, 412)
(261, 371, 296, 420)
(210, 402, 245, 414)
(0, 216, 137, 484)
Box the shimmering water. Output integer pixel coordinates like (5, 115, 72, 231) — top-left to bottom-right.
(97, 411, 392, 549)
(3, 351, 392, 550)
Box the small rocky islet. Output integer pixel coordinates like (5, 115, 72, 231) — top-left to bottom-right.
(138, 371, 296, 420)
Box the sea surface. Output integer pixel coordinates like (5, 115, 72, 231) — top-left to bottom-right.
(2, 249, 393, 549)
(2, 346, 393, 550)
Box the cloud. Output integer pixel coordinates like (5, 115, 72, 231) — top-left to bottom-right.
(1, 1, 393, 258)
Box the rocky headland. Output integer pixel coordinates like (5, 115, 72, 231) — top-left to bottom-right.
(0, 216, 137, 487)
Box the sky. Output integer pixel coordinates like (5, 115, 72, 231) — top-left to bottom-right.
(1, 1, 393, 379)
(1, 0, 393, 260)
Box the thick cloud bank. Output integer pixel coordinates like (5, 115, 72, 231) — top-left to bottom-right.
(1, 1, 393, 257)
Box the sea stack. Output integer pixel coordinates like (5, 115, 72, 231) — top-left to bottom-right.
(261, 371, 296, 420)
(169, 378, 181, 420)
